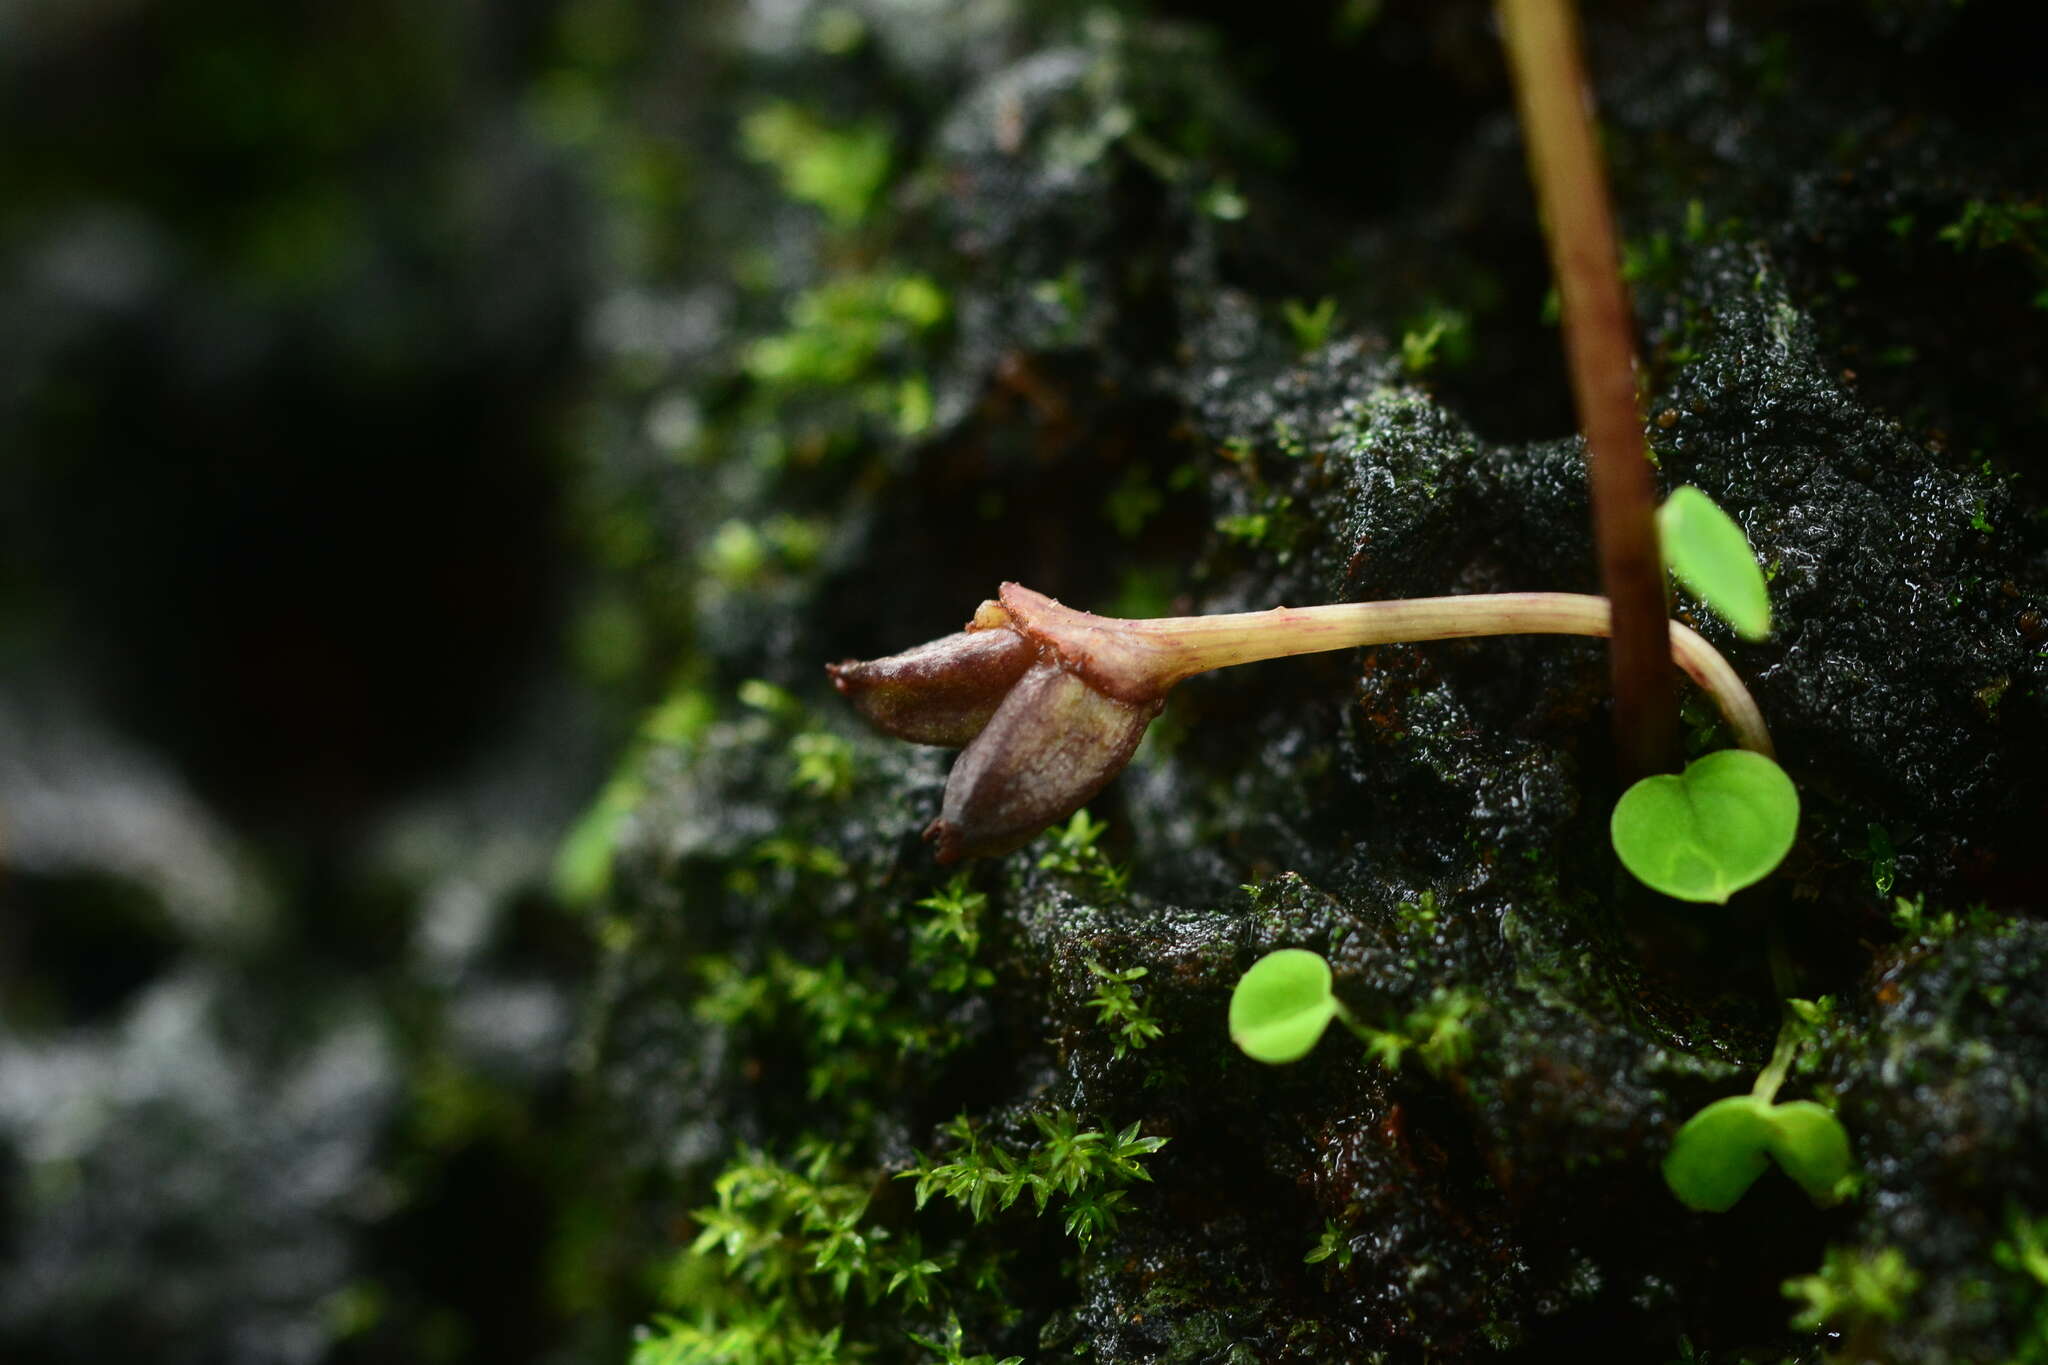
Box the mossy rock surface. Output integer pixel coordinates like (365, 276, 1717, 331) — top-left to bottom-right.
(575, 3, 2048, 1362)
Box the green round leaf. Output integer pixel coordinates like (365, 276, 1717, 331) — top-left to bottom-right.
(1611, 749, 1800, 903)
(1764, 1100, 1853, 1206)
(1228, 949, 1338, 1064)
(1658, 485, 1773, 640)
(1664, 1095, 1775, 1212)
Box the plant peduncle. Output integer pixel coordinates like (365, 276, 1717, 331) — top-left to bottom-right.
(831, 581, 1775, 861)
(997, 583, 1773, 757)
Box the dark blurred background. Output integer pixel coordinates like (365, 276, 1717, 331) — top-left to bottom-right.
(0, 2, 633, 1361)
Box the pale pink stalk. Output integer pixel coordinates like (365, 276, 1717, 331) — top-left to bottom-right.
(997, 584, 1772, 758)
(832, 582, 1776, 862)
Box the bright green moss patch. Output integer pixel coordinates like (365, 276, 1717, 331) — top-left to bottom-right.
(745, 274, 947, 392)
(1783, 1245, 1921, 1331)
(902, 1111, 1167, 1250)
(740, 103, 893, 229)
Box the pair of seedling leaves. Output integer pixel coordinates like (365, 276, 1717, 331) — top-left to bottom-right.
(1230, 949, 1852, 1214)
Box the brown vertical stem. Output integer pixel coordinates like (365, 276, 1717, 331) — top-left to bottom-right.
(1497, 0, 1677, 778)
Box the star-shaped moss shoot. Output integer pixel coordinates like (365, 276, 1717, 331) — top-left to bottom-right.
(830, 582, 1776, 864)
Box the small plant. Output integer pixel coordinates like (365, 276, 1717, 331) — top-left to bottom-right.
(739, 102, 892, 230)
(899, 1110, 1167, 1251)
(1608, 481, 1798, 901)
(1304, 1219, 1357, 1270)
(912, 873, 994, 992)
(1226, 947, 1483, 1076)
(1993, 1204, 2048, 1362)
(1083, 959, 1165, 1058)
(1865, 822, 1898, 896)
(1036, 809, 1131, 897)
(1663, 1007, 1853, 1213)
(1782, 1245, 1921, 1331)
(1888, 892, 2005, 942)
(908, 1316, 1023, 1365)
(789, 730, 856, 799)
(1281, 296, 1340, 353)
(1399, 304, 1470, 375)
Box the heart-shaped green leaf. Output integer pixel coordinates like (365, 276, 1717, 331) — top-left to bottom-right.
(1611, 749, 1799, 903)
(1664, 1094, 1853, 1212)
(1658, 485, 1773, 640)
(1229, 949, 1338, 1064)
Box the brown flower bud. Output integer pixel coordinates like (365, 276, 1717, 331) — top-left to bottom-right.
(825, 609, 1035, 747)
(830, 587, 1182, 860)
(923, 661, 1159, 863)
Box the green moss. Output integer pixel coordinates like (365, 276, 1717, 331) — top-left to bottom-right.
(910, 875, 994, 994)
(554, 685, 715, 907)
(1281, 297, 1340, 354)
(1888, 893, 2009, 944)
(1398, 305, 1471, 376)
(1101, 466, 1163, 539)
(634, 1143, 953, 1365)
(739, 103, 892, 230)
(1783, 1245, 1921, 1331)
(1032, 809, 1130, 899)
(902, 1110, 1167, 1250)
(1082, 961, 1165, 1059)
(1993, 1207, 2048, 1364)
(635, 1110, 1165, 1362)
(745, 274, 947, 394)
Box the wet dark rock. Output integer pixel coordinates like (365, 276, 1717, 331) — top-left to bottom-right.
(1811, 914, 2048, 1365)
(579, 1, 2048, 1361)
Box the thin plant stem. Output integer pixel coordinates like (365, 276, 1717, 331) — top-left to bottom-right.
(1497, 0, 1677, 778)
(998, 584, 1773, 757)
(1750, 1019, 1802, 1105)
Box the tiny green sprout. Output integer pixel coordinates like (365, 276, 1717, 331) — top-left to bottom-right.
(1663, 1096, 1851, 1212)
(1657, 486, 1773, 640)
(1783, 1245, 1920, 1331)
(1994, 1205, 2048, 1288)
(1084, 960, 1165, 1058)
(1664, 1009, 1854, 1213)
(1228, 948, 1344, 1064)
(1865, 822, 1898, 896)
(1282, 297, 1340, 353)
(790, 730, 855, 798)
(1304, 1219, 1356, 1269)
(1610, 748, 1799, 903)
(908, 1315, 1024, 1365)
(1399, 305, 1470, 376)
